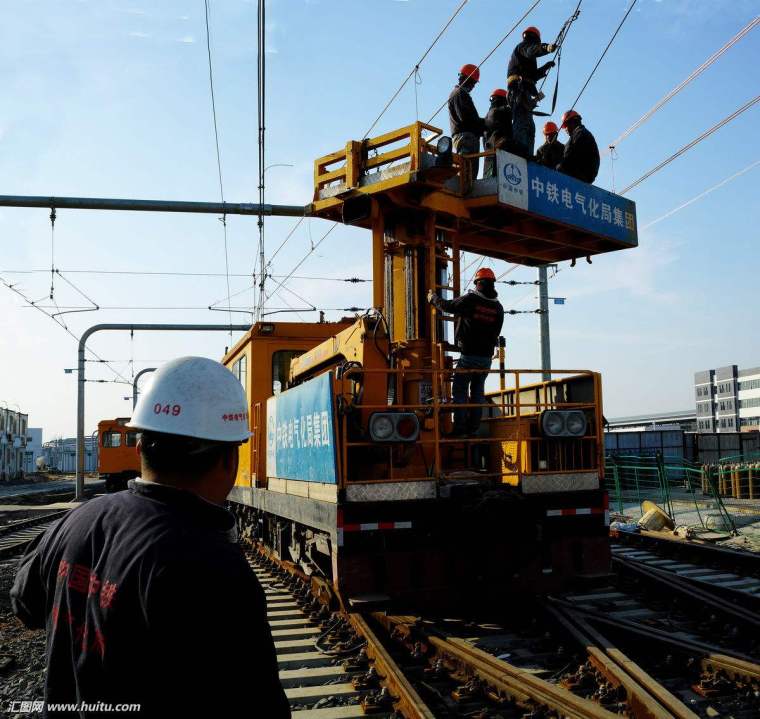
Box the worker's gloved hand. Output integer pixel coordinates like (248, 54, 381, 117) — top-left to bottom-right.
(536, 91, 545, 102)
(545, 60, 556, 68)
(547, 44, 558, 53)
(427, 290, 441, 307)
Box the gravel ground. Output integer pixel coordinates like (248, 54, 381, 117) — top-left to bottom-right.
(0, 557, 46, 716)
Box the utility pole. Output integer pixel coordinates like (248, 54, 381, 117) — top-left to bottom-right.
(538, 266, 551, 381)
(132, 367, 157, 409)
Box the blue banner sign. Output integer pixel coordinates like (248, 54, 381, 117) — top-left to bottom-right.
(496, 150, 637, 246)
(266, 371, 338, 484)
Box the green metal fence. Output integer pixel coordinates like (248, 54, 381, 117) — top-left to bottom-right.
(605, 452, 738, 535)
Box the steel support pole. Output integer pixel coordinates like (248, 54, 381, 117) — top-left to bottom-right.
(538, 266, 551, 381)
(77, 324, 250, 500)
(132, 367, 157, 409)
(0, 195, 309, 217)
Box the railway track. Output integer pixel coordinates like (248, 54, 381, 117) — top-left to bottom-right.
(0, 512, 67, 558)
(251, 541, 760, 719)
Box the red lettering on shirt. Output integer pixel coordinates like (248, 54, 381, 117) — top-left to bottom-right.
(100, 580, 118, 609)
(68, 564, 91, 594)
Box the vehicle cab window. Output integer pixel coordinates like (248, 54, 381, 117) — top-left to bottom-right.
(102, 431, 121, 448)
(272, 350, 305, 393)
(125, 432, 138, 447)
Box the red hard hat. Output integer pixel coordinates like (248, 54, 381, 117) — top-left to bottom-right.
(491, 88, 507, 98)
(459, 63, 480, 82)
(523, 26, 541, 40)
(474, 267, 496, 282)
(561, 110, 581, 128)
(543, 121, 559, 135)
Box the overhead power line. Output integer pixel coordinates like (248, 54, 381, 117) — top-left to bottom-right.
(571, 0, 639, 109)
(202, 0, 233, 336)
(362, 0, 470, 138)
(641, 159, 760, 230)
(427, 0, 544, 123)
(620, 94, 760, 194)
(605, 16, 760, 155)
(0, 268, 369, 282)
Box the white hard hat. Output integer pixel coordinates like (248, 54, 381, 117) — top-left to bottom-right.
(128, 356, 251, 443)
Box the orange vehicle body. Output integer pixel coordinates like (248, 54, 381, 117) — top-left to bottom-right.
(97, 418, 140, 490)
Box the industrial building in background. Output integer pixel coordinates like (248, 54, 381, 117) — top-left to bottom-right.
(694, 364, 760, 432)
(0, 406, 30, 481)
(42, 436, 97, 474)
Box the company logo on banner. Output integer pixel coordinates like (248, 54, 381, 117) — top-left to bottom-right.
(266, 371, 338, 484)
(496, 150, 638, 246)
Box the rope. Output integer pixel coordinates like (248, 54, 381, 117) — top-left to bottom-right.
(203, 0, 233, 338)
(362, 0, 470, 138)
(620, 94, 760, 195)
(604, 17, 759, 155)
(640, 159, 760, 230)
(570, 0, 639, 110)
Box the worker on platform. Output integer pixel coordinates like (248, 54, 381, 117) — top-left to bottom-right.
(448, 63, 485, 186)
(428, 268, 505, 436)
(556, 110, 600, 184)
(535, 121, 564, 169)
(507, 26, 557, 157)
(483, 88, 514, 178)
(11, 357, 290, 717)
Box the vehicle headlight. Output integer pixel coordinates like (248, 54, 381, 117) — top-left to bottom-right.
(369, 414, 395, 441)
(541, 410, 565, 437)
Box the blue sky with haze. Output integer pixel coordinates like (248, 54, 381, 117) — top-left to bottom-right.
(1, 0, 758, 437)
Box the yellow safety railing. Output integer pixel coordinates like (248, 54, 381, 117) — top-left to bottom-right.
(313, 121, 443, 200)
(335, 366, 603, 486)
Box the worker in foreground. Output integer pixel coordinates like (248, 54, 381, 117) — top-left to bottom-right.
(556, 110, 600, 184)
(535, 121, 564, 169)
(428, 268, 505, 436)
(448, 63, 484, 186)
(483, 88, 514, 178)
(507, 26, 557, 156)
(11, 357, 290, 718)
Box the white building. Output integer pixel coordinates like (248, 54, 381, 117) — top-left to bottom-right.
(42, 437, 98, 473)
(694, 365, 760, 433)
(1, 407, 29, 480)
(23, 428, 44, 473)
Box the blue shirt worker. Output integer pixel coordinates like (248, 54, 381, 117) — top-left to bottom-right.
(506, 26, 557, 157)
(428, 268, 505, 436)
(11, 357, 290, 718)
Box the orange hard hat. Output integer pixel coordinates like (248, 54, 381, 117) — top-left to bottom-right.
(523, 26, 541, 40)
(474, 267, 496, 282)
(491, 88, 508, 98)
(459, 63, 480, 82)
(543, 121, 559, 135)
(561, 110, 582, 128)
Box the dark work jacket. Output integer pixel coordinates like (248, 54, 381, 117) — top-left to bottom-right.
(448, 85, 484, 137)
(535, 139, 565, 169)
(438, 290, 505, 357)
(484, 101, 513, 152)
(507, 38, 553, 84)
(557, 124, 600, 184)
(11, 480, 290, 719)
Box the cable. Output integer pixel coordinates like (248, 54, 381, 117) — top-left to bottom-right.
(362, 0, 470, 138)
(640, 159, 760, 230)
(0, 275, 131, 385)
(604, 17, 760, 155)
(427, 0, 544, 124)
(0, 268, 369, 282)
(620, 94, 760, 195)
(268, 216, 306, 265)
(203, 0, 233, 337)
(570, 0, 639, 110)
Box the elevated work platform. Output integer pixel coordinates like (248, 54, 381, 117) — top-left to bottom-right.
(312, 122, 637, 266)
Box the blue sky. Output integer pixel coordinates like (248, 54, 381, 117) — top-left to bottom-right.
(0, 0, 758, 438)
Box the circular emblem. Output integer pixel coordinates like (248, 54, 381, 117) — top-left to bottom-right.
(503, 162, 522, 186)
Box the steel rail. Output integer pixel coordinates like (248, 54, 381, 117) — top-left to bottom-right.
(0, 511, 68, 558)
(0, 195, 309, 216)
(546, 604, 698, 719)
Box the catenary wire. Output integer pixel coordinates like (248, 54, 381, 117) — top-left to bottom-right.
(0, 268, 369, 282)
(427, 0, 544, 124)
(640, 159, 760, 230)
(570, 0, 639, 110)
(362, 0, 470, 139)
(604, 17, 760, 155)
(620, 94, 760, 195)
(203, 0, 234, 337)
